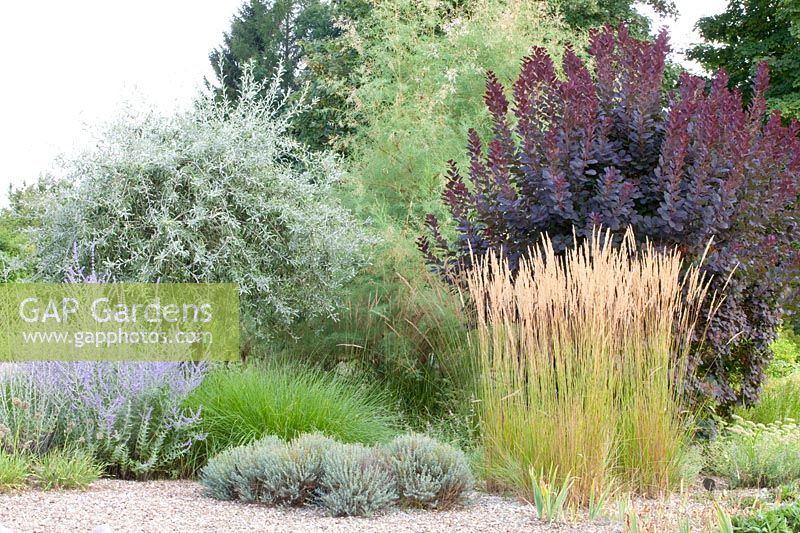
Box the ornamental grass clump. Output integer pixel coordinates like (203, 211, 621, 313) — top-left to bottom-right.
(31, 448, 102, 490)
(0, 451, 29, 491)
(467, 228, 715, 504)
(383, 433, 473, 509)
(185, 361, 399, 470)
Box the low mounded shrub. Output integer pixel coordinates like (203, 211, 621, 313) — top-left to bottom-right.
(283, 433, 336, 505)
(198, 441, 257, 501)
(201, 433, 336, 505)
(185, 361, 399, 471)
(383, 434, 473, 509)
(200, 433, 472, 517)
(318, 443, 396, 517)
(225, 436, 287, 503)
(706, 417, 800, 488)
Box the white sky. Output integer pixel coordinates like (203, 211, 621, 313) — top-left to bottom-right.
(0, 0, 727, 207)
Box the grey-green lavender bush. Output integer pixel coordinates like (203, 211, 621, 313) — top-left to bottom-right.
(282, 432, 337, 504)
(19, 64, 374, 336)
(200, 433, 473, 516)
(198, 442, 258, 501)
(383, 433, 472, 509)
(318, 443, 397, 517)
(226, 436, 288, 503)
(200, 433, 335, 505)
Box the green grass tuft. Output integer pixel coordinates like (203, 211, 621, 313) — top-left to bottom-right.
(185, 361, 401, 471)
(0, 451, 30, 491)
(737, 374, 800, 425)
(32, 449, 102, 490)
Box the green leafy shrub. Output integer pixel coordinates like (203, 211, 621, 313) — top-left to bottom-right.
(32, 449, 102, 490)
(738, 374, 800, 425)
(706, 417, 800, 488)
(731, 500, 800, 533)
(18, 64, 373, 337)
(318, 443, 396, 517)
(185, 361, 399, 470)
(0, 451, 29, 491)
(383, 433, 472, 509)
(768, 331, 800, 378)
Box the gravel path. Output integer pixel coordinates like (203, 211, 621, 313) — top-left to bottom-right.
(0, 480, 619, 533)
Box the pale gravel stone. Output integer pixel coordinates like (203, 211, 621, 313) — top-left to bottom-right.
(0, 480, 618, 533)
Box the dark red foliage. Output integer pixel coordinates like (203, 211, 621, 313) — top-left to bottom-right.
(419, 25, 800, 410)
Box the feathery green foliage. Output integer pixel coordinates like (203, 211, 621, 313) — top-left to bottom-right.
(737, 374, 800, 424)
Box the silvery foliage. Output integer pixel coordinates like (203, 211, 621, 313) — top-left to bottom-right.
(0, 252, 14, 281)
(0, 361, 207, 479)
(22, 64, 375, 334)
(200, 433, 335, 505)
(199, 441, 257, 501)
(383, 433, 473, 509)
(318, 442, 397, 517)
(200, 432, 474, 516)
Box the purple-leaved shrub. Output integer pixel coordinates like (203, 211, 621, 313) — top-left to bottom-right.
(419, 25, 800, 410)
